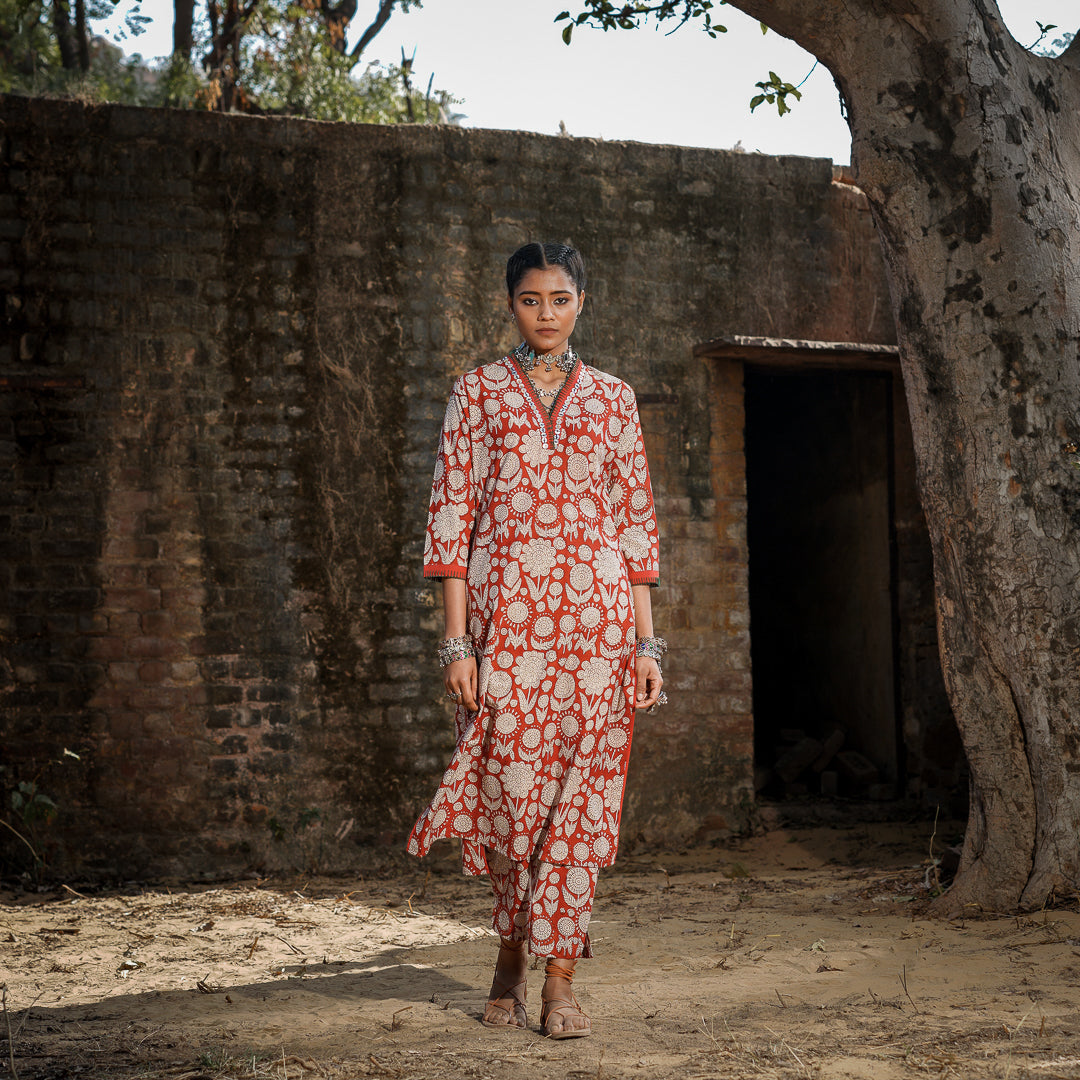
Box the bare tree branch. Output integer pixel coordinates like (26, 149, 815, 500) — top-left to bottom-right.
(349, 0, 395, 65)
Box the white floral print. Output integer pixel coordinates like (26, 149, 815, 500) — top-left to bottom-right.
(521, 538, 558, 577)
(409, 358, 659, 882)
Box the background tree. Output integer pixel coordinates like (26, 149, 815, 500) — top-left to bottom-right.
(0, 0, 148, 97)
(0, 0, 457, 122)
(569, 0, 1080, 914)
(238, 0, 457, 121)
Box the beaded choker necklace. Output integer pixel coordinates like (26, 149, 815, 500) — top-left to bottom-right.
(513, 340, 577, 374)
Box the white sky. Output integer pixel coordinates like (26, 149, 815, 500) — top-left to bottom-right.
(110, 0, 1076, 164)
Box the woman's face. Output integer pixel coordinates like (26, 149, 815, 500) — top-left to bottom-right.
(507, 266, 584, 357)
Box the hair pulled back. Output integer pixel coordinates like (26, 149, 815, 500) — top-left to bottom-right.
(506, 242, 587, 296)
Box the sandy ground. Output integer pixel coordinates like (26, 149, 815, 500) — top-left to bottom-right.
(3, 821, 1080, 1080)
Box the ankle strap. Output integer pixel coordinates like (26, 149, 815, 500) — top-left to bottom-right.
(544, 959, 576, 981)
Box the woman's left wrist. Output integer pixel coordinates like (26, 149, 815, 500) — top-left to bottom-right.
(635, 636, 667, 662)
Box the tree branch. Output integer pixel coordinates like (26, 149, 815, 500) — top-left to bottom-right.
(348, 0, 395, 65)
(719, 0, 860, 51)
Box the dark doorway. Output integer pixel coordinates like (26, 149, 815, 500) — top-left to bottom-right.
(745, 368, 899, 797)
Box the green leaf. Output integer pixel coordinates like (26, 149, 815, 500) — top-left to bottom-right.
(554, 10, 570, 21)
(760, 21, 768, 34)
(769, 70, 780, 84)
(749, 94, 765, 111)
(562, 23, 573, 44)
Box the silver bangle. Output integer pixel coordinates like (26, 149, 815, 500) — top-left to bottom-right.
(438, 635, 473, 667)
(636, 636, 667, 662)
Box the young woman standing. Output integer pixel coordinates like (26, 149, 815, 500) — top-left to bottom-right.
(407, 242, 665, 1038)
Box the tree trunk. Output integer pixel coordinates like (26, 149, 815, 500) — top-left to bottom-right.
(52, 0, 79, 70)
(204, 0, 257, 111)
(74, 0, 89, 71)
(174, 0, 195, 61)
(726, 0, 1080, 912)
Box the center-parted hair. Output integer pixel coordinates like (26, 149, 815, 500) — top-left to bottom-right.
(506, 242, 587, 296)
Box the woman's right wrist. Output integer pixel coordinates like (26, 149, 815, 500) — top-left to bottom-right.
(438, 635, 473, 667)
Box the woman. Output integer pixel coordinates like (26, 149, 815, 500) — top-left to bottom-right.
(407, 242, 665, 1038)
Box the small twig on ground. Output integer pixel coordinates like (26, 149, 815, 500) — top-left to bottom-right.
(785, 1041, 808, 1074)
(2, 983, 18, 1080)
(280, 1056, 327, 1077)
(722, 1015, 742, 1053)
(868, 987, 882, 1006)
(0, 821, 38, 868)
(390, 1006, 412, 1031)
(272, 934, 304, 955)
(774, 988, 787, 1008)
(12, 992, 43, 1039)
(246, 934, 260, 960)
(626, 993, 659, 1020)
(765, 1026, 809, 1078)
(1011, 1002, 1039, 1037)
(61, 884, 90, 900)
(898, 965, 919, 1013)
(698, 1015, 720, 1047)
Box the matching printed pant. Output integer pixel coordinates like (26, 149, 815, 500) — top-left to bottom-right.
(486, 848, 598, 959)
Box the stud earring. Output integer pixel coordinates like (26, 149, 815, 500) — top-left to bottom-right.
(507, 313, 517, 324)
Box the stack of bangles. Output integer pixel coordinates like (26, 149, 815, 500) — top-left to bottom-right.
(437, 634, 670, 712)
(437, 635, 474, 668)
(636, 636, 669, 713)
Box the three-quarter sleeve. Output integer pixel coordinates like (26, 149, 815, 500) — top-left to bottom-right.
(423, 378, 477, 580)
(607, 386, 660, 586)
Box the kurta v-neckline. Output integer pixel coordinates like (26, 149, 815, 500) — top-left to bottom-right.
(510, 356, 583, 449)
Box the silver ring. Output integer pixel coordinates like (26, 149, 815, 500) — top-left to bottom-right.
(647, 691, 669, 715)
(446, 691, 460, 701)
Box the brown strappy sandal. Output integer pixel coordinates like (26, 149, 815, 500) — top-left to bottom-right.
(481, 938, 528, 1029)
(540, 959, 591, 1039)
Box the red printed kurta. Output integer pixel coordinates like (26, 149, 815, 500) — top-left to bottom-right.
(407, 356, 659, 878)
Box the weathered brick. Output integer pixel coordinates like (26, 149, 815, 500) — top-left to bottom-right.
(85, 637, 126, 661)
(138, 660, 168, 682)
(126, 635, 179, 659)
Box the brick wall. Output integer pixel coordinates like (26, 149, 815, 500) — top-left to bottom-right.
(1, 97, 907, 878)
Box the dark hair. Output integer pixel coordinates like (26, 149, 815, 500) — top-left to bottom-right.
(506, 242, 587, 296)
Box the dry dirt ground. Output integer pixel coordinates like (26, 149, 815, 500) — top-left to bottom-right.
(3, 821, 1080, 1080)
